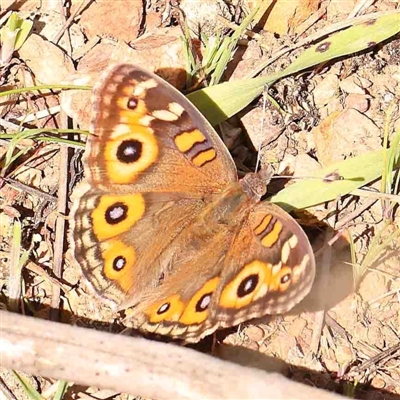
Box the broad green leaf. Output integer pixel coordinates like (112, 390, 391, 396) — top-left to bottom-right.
(187, 75, 269, 127)
(283, 12, 400, 77)
(1, 12, 33, 56)
(14, 18, 33, 50)
(268, 148, 400, 211)
(188, 12, 400, 125)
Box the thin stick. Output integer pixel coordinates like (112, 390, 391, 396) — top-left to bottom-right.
(50, 137, 69, 320)
(348, 0, 377, 19)
(53, 0, 91, 45)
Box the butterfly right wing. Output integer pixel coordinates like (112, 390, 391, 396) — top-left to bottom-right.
(210, 201, 316, 331)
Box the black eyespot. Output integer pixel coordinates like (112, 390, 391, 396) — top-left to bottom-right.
(237, 274, 259, 298)
(281, 273, 291, 285)
(157, 303, 170, 315)
(117, 139, 142, 163)
(195, 293, 212, 312)
(105, 202, 128, 225)
(127, 97, 138, 109)
(113, 256, 126, 271)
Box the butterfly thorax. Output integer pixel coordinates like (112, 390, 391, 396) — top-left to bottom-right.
(195, 172, 267, 234)
(239, 171, 269, 202)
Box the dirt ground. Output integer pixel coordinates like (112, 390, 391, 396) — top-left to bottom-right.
(0, 0, 400, 399)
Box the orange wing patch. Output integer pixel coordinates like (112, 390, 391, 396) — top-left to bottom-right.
(92, 193, 145, 241)
(179, 277, 220, 325)
(104, 129, 159, 184)
(174, 129, 207, 153)
(145, 295, 185, 324)
(253, 213, 284, 248)
(192, 148, 217, 167)
(219, 260, 273, 309)
(101, 239, 136, 291)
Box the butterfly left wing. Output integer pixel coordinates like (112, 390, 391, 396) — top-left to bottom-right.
(70, 64, 239, 308)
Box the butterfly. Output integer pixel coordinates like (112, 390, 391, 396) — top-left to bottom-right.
(69, 64, 315, 342)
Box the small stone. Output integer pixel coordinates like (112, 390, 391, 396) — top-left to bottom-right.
(335, 344, 354, 365)
(285, 318, 307, 337)
(268, 332, 296, 360)
(353, 322, 368, 343)
(327, 0, 358, 18)
(313, 74, 340, 108)
(80, 0, 142, 41)
(359, 271, 388, 302)
(241, 106, 284, 150)
(340, 76, 366, 94)
(345, 94, 369, 113)
(245, 325, 265, 342)
(371, 375, 386, 389)
(367, 323, 385, 349)
(293, 153, 322, 177)
(312, 108, 381, 166)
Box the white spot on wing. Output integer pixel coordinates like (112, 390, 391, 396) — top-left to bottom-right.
(169, 102, 185, 116)
(133, 79, 157, 97)
(272, 262, 282, 276)
(152, 109, 178, 121)
(281, 240, 291, 263)
(139, 115, 155, 126)
(289, 235, 298, 249)
(110, 124, 131, 139)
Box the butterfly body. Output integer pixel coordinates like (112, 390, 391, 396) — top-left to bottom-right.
(70, 64, 315, 342)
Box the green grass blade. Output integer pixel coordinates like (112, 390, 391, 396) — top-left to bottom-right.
(0, 85, 91, 97)
(12, 371, 45, 400)
(210, 5, 259, 85)
(382, 104, 400, 195)
(187, 74, 269, 126)
(14, 18, 33, 51)
(1, 128, 87, 171)
(54, 380, 68, 400)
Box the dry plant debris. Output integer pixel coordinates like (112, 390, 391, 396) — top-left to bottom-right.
(0, 0, 399, 399)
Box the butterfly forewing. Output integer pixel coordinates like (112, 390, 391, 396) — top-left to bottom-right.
(85, 64, 237, 194)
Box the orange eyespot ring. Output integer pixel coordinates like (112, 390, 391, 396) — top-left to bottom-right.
(219, 260, 272, 309)
(179, 277, 220, 325)
(105, 130, 158, 184)
(145, 295, 185, 323)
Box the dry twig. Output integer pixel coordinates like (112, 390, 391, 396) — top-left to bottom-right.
(0, 311, 347, 400)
